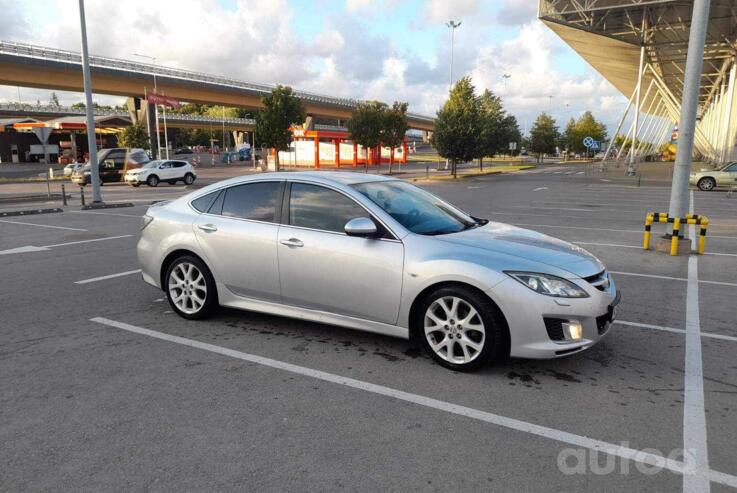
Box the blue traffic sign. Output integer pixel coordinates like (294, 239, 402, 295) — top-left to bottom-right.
(583, 136, 595, 148)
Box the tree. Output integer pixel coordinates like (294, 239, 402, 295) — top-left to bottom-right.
(346, 101, 387, 172)
(528, 112, 559, 162)
(430, 76, 481, 177)
(49, 92, 61, 107)
(475, 89, 504, 169)
(381, 101, 409, 174)
(117, 122, 150, 150)
(561, 111, 608, 155)
(254, 85, 306, 171)
(501, 115, 522, 156)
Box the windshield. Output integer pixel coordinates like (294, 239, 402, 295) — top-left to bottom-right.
(352, 180, 477, 235)
(143, 160, 164, 169)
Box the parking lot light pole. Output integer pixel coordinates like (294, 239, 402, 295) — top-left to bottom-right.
(446, 20, 461, 92)
(78, 0, 102, 204)
(667, 0, 711, 230)
(133, 53, 162, 159)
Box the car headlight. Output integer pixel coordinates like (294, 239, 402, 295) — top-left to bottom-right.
(506, 272, 589, 298)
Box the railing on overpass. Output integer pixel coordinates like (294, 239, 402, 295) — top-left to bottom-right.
(0, 40, 434, 124)
(0, 102, 255, 126)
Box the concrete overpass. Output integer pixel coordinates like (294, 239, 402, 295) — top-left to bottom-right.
(0, 102, 255, 131)
(0, 40, 435, 132)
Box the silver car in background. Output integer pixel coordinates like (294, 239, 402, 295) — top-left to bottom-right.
(137, 172, 619, 371)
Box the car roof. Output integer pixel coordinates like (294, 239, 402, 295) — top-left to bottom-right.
(240, 171, 396, 186)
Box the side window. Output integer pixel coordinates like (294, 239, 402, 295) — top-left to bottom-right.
(726, 163, 737, 172)
(173, 161, 186, 168)
(108, 150, 125, 166)
(191, 190, 220, 213)
(161, 162, 173, 169)
(289, 183, 367, 233)
(221, 182, 281, 222)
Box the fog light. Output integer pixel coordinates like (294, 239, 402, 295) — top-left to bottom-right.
(562, 321, 583, 341)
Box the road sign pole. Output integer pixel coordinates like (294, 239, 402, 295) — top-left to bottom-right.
(78, 0, 102, 204)
(667, 0, 711, 234)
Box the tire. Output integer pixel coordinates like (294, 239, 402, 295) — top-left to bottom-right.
(416, 286, 508, 371)
(147, 175, 159, 187)
(164, 255, 218, 320)
(184, 173, 195, 185)
(697, 177, 716, 191)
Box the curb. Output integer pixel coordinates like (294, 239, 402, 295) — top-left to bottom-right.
(81, 202, 135, 210)
(0, 207, 63, 217)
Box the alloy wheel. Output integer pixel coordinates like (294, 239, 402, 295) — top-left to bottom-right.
(424, 296, 486, 364)
(168, 262, 207, 315)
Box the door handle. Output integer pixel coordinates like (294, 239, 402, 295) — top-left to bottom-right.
(280, 238, 304, 247)
(198, 224, 218, 233)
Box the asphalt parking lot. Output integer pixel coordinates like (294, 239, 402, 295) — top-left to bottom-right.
(1, 164, 736, 491)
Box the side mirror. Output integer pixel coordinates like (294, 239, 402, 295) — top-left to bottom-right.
(344, 217, 378, 238)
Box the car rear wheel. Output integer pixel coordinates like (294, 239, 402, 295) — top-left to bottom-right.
(697, 177, 716, 191)
(165, 256, 218, 320)
(417, 286, 507, 371)
(184, 173, 195, 185)
(147, 175, 159, 187)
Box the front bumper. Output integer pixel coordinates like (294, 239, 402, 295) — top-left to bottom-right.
(71, 175, 89, 185)
(124, 174, 144, 184)
(488, 273, 620, 359)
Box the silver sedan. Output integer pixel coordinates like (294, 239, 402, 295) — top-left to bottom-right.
(137, 172, 619, 371)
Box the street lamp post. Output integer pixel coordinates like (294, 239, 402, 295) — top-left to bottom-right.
(77, 0, 102, 204)
(133, 53, 165, 159)
(446, 20, 461, 92)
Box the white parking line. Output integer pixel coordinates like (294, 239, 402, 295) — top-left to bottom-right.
(684, 256, 710, 491)
(509, 221, 737, 240)
(610, 271, 737, 288)
(43, 235, 134, 248)
(615, 320, 737, 343)
(75, 269, 142, 284)
(575, 240, 737, 257)
(89, 316, 737, 488)
(0, 234, 134, 255)
(0, 219, 87, 231)
(533, 187, 548, 191)
(68, 210, 143, 218)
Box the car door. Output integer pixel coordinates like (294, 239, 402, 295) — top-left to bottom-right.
(719, 162, 737, 186)
(277, 181, 404, 325)
(158, 161, 174, 180)
(193, 181, 284, 302)
(99, 149, 125, 182)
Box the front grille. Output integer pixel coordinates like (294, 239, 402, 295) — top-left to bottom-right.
(544, 317, 566, 341)
(583, 270, 609, 291)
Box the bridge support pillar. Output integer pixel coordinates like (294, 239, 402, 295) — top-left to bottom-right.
(146, 101, 160, 159)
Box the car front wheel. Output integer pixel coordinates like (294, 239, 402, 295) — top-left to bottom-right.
(417, 286, 508, 371)
(165, 256, 218, 320)
(697, 177, 716, 191)
(184, 173, 195, 185)
(147, 175, 159, 187)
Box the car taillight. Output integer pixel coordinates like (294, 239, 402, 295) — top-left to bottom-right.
(141, 215, 154, 230)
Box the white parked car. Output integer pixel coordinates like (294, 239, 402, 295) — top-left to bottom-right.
(124, 159, 196, 187)
(137, 172, 620, 371)
(690, 162, 737, 191)
(63, 162, 83, 177)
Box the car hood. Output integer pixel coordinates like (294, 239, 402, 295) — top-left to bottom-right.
(433, 222, 604, 278)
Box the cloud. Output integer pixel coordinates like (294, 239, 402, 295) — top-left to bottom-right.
(496, 0, 538, 26)
(0, 1, 627, 128)
(422, 0, 479, 25)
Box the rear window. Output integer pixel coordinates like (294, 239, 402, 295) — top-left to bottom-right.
(191, 190, 220, 213)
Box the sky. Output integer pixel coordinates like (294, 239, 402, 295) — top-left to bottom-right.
(0, 0, 628, 134)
